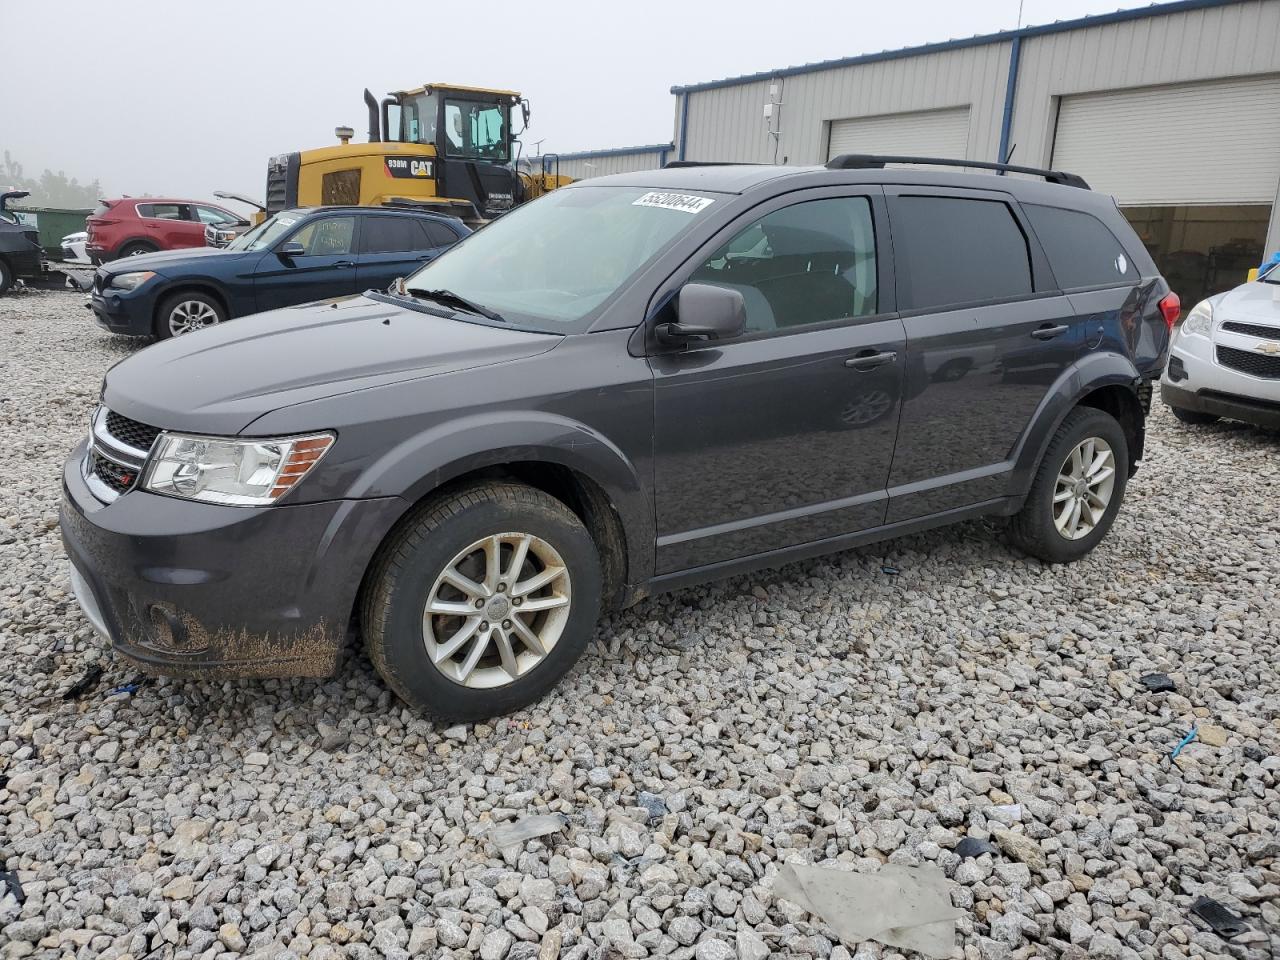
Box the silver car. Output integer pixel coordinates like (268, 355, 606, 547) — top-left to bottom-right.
(1161, 262, 1280, 429)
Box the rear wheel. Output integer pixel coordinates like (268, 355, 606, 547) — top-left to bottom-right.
(1008, 407, 1129, 563)
(0, 258, 11, 295)
(1170, 405, 1219, 426)
(117, 241, 158, 259)
(362, 482, 603, 722)
(155, 291, 226, 338)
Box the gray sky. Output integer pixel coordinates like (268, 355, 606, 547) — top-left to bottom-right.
(5, 0, 1147, 203)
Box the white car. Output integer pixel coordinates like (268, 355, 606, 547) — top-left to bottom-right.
(60, 231, 90, 263)
(1161, 263, 1280, 430)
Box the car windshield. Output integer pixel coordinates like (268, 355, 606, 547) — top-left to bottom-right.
(404, 186, 721, 333)
(1261, 259, 1280, 284)
(226, 212, 302, 252)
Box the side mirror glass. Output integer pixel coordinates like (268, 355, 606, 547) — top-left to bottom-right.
(657, 283, 747, 345)
(278, 240, 306, 258)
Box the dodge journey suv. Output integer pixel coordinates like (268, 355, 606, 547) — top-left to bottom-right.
(61, 156, 1177, 721)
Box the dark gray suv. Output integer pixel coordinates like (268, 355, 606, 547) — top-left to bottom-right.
(61, 156, 1178, 721)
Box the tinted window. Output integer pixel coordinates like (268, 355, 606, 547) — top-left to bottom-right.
(422, 220, 459, 247)
(893, 196, 1032, 310)
(291, 216, 355, 256)
(137, 203, 189, 221)
(1025, 204, 1136, 290)
(361, 216, 426, 254)
(691, 197, 877, 334)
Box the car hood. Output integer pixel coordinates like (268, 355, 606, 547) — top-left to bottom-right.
(101, 246, 244, 276)
(1216, 280, 1280, 323)
(103, 294, 563, 435)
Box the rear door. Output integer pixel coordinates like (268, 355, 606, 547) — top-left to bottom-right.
(252, 214, 360, 311)
(884, 187, 1079, 522)
(355, 214, 439, 291)
(650, 188, 905, 573)
(137, 202, 198, 249)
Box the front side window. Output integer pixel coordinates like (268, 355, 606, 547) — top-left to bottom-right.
(443, 99, 508, 161)
(691, 197, 878, 334)
(1024, 203, 1136, 290)
(195, 205, 239, 225)
(406, 186, 719, 332)
(290, 216, 355, 256)
(893, 195, 1032, 311)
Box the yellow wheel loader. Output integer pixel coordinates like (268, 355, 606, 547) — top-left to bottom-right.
(264, 84, 572, 226)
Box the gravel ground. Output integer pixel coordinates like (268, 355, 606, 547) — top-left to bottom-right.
(1, 288, 1278, 960)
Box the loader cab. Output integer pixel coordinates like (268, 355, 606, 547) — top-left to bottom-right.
(390, 84, 528, 218)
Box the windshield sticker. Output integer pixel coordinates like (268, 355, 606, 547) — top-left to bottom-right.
(276, 217, 296, 227)
(632, 192, 715, 214)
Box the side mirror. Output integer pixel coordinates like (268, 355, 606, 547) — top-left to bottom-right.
(277, 241, 306, 258)
(656, 283, 747, 345)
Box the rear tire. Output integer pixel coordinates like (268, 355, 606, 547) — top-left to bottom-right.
(0, 258, 11, 295)
(117, 241, 158, 259)
(362, 482, 603, 722)
(1170, 405, 1219, 426)
(155, 291, 226, 339)
(1008, 407, 1129, 563)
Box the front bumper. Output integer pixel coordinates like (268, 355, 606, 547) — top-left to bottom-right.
(86, 285, 156, 336)
(60, 440, 405, 680)
(1160, 383, 1280, 429)
(1161, 325, 1280, 427)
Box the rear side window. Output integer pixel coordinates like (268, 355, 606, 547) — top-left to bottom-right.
(1024, 204, 1136, 290)
(361, 216, 426, 254)
(422, 220, 460, 247)
(892, 196, 1032, 311)
(137, 203, 190, 221)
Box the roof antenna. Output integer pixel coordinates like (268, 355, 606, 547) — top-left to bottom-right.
(1003, 142, 1017, 164)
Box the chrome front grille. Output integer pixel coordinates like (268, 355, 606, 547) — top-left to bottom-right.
(85, 406, 161, 502)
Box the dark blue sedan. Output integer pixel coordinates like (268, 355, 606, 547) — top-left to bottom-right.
(87, 206, 470, 338)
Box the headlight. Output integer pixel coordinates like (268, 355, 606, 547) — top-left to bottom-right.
(1181, 299, 1213, 338)
(142, 432, 334, 506)
(109, 271, 155, 291)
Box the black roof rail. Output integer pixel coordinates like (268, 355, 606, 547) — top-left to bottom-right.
(663, 160, 764, 168)
(825, 154, 1090, 189)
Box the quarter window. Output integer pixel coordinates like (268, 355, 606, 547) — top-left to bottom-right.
(290, 217, 356, 256)
(691, 196, 878, 334)
(1025, 203, 1136, 290)
(892, 196, 1032, 310)
(361, 216, 426, 254)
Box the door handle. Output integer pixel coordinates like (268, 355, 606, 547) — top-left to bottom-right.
(1031, 323, 1070, 340)
(844, 350, 898, 371)
(334, 260, 355, 269)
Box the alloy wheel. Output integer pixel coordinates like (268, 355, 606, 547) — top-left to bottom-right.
(1053, 436, 1116, 540)
(422, 532, 572, 688)
(168, 300, 221, 336)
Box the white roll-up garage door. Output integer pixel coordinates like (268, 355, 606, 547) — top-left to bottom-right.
(1052, 76, 1280, 205)
(827, 107, 971, 161)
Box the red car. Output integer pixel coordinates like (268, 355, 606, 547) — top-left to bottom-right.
(86, 198, 249, 263)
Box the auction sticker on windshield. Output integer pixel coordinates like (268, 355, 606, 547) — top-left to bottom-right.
(632, 192, 715, 214)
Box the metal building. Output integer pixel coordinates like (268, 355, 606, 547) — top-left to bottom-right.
(544, 144, 674, 182)
(567, 0, 1280, 304)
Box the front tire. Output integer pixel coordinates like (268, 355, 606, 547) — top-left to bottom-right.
(362, 482, 603, 722)
(0, 258, 11, 295)
(1008, 407, 1129, 563)
(1170, 405, 1219, 426)
(117, 241, 158, 259)
(155, 291, 226, 339)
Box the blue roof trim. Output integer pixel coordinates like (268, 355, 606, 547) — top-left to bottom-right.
(554, 143, 675, 161)
(669, 0, 1244, 94)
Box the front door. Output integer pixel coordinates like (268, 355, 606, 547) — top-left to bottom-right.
(650, 191, 905, 573)
(883, 189, 1080, 521)
(253, 215, 360, 311)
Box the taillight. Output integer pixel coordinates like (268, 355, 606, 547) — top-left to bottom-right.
(1158, 292, 1181, 330)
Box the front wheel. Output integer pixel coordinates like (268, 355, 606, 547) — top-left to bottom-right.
(155, 291, 226, 338)
(1008, 407, 1129, 563)
(0, 258, 11, 295)
(362, 482, 603, 722)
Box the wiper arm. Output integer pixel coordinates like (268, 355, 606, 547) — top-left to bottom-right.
(407, 287, 506, 323)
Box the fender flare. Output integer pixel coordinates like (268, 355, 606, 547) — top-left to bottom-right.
(1009, 350, 1143, 497)
(348, 410, 654, 585)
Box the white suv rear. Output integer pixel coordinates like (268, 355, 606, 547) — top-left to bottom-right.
(1161, 264, 1280, 429)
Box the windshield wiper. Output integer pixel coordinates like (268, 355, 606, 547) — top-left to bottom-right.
(407, 287, 506, 323)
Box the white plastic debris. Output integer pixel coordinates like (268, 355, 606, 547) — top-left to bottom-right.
(487, 814, 568, 849)
(773, 863, 963, 958)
